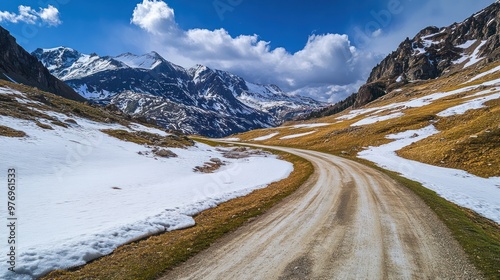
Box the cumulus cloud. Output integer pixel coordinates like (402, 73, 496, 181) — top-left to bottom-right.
(131, 0, 177, 35)
(39, 5, 62, 26)
(130, 0, 378, 102)
(0, 5, 61, 26)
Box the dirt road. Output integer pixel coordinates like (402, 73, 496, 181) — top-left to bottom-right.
(160, 146, 482, 279)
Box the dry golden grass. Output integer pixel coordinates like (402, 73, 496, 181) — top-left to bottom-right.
(399, 100, 500, 177)
(43, 152, 313, 280)
(35, 121, 54, 130)
(101, 129, 195, 148)
(0, 125, 26, 137)
(232, 62, 500, 177)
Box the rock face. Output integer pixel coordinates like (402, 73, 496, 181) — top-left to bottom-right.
(360, 1, 499, 105)
(0, 26, 83, 101)
(33, 48, 324, 137)
(303, 1, 500, 120)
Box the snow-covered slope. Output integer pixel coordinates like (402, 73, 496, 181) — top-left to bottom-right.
(33, 48, 324, 137)
(0, 85, 293, 279)
(31, 47, 126, 80)
(114, 51, 167, 70)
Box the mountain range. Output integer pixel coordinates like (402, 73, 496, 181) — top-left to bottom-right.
(32, 48, 324, 137)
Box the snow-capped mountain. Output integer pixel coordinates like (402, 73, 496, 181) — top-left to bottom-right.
(33, 48, 324, 137)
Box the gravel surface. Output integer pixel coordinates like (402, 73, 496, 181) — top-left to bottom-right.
(160, 145, 483, 280)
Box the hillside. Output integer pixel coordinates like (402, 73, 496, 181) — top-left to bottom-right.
(303, 1, 499, 119)
(0, 26, 83, 102)
(0, 79, 294, 279)
(228, 60, 500, 223)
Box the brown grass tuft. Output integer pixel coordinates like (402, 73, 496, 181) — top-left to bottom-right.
(0, 125, 26, 137)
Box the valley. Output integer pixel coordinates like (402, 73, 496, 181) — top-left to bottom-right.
(0, 1, 499, 280)
(231, 62, 500, 224)
(161, 145, 482, 280)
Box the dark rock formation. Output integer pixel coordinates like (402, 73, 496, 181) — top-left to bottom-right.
(0, 26, 84, 101)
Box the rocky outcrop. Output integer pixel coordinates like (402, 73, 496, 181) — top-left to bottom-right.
(0, 26, 84, 101)
(366, 1, 499, 87)
(302, 1, 500, 120)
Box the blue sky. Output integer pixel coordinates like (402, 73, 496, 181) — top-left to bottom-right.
(0, 0, 495, 102)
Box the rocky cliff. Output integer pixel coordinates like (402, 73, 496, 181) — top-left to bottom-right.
(0, 26, 84, 101)
(358, 1, 499, 107)
(303, 1, 500, 119)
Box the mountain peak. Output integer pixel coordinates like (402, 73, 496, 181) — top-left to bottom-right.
(114, 52, 164, 70)
(147, 51, 162, 58)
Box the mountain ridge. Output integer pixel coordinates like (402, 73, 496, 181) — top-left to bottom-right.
(33, 47, 324, 137)
(0, 27, 84, 102)
(302, 1, 499, 119)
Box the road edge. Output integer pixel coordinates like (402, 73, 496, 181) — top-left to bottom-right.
(43, 140, 314, 280)
(352, 157, 500, 279)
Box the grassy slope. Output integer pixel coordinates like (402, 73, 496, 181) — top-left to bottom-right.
(229, 63, 500, 278)
(231, 62, 500, 178)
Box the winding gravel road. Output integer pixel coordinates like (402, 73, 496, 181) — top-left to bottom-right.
(160, 146, 482, 280)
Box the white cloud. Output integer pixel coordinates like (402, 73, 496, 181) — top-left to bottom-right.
(0, 11, 18, 23)
(130, 1, 379, 102)
(39, 5, 62, 26)
(0, 5, 61, 26)
(131, 0, 177, 35)
(372, 29, 383, 38)
(128, 0, 494, 103)
(18, 6, 38, 24)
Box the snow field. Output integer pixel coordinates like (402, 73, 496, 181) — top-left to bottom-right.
(358, 125, 500, 224)
(0, 93, 293, 279)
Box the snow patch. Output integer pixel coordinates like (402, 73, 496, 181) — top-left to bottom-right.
(454, 40, 488, 68)
(253, 132, 279, 141)
(456, 40, 476, 49)
(358, 125, 500, 224)
(351, 112, 404, 126)
(465, 65, 500, 83)
(437, 92, 500, 117)
(0, 111, 292, 279)
(280, 131, 316, 139)
(222, 137, 240, 141)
